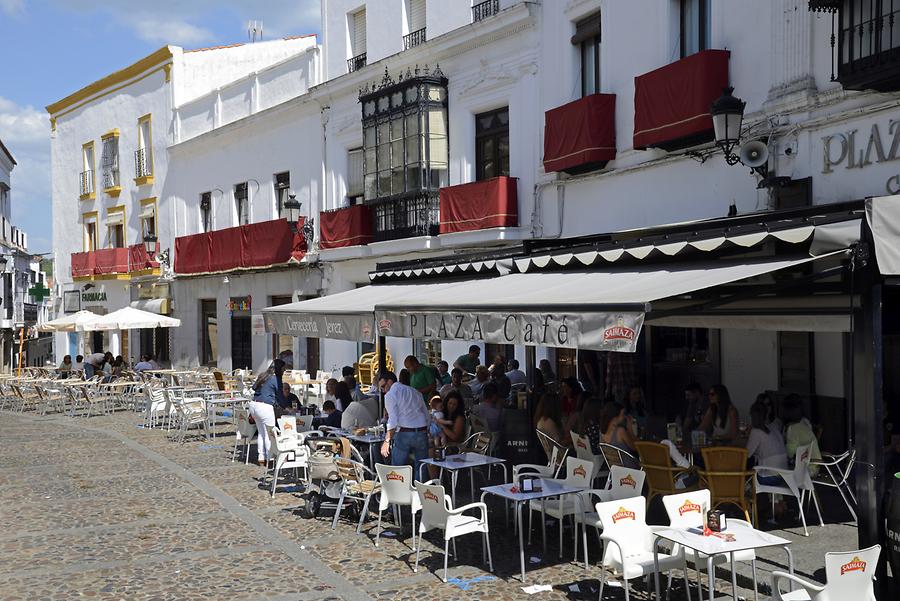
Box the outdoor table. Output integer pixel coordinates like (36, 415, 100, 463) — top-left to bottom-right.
(344, 431, 385, 470)
(480, 478, 589, 583)
(652, 525, 793, 601)
(203, 396, 243, 439)
(420, 452, 508, 506)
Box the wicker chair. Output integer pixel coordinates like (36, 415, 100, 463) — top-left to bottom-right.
(700, 446, 755, 523)
(634, 441, 697, 507)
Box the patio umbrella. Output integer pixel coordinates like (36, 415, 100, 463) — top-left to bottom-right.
(77, 306, 181, 331)
(37, 310, 101, 332)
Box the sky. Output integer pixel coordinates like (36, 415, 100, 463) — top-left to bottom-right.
(0, 0, 321, 254)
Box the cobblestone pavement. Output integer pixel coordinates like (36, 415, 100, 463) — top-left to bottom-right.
(0, 410, 858, 600)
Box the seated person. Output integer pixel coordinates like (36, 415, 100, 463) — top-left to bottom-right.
(439, 368, 474, 408)
(281, 382, 301, 411)
(469, 366, 490, 401)
(746, 401, 788, 481)
(134, 355, 155, 372)
(341, 394, 378, 430)
(314, 400, 342, 428)
(436, 360, 452, 386)
(472, 383, 503, 432)
(505, 359, 526, 387)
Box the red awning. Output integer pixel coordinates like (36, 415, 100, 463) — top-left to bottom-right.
(174, 219, 307, 275)
(128, 242, 159, 272)
(71, 252, 95, 278)
(633, 49, 730, 151)
(543, 94, 616, 173)
(320, 204, 373, 249)
(93, 248, 130, 275)
(439, 176, 518, 234)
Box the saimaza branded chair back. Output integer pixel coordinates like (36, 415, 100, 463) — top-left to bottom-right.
(374, 464, 421, 548)
(772, 544, 881, 601)
(267, 424, 310, 497)
(232, 408, 258, 465)
(571, 466, 647, 563)
(526, 457, 595, 557)
(414, 481, 492, 582)
(595, 495, 690, 601)
(700, 446, 754, 523)
(571, 431, 607, 485)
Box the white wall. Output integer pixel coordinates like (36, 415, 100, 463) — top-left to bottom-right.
(720, 329, 778, 417)
(814, 332, 844, 398)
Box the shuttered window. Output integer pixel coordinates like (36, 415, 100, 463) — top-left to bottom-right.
(352, 9, 367, 56)
(408, 0, 426, 32)
(348, 148, 364, 201)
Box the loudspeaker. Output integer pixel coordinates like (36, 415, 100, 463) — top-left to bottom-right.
(739, 140, 769, 168)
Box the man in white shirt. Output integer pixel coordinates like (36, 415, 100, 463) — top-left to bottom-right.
(341, 395, 378, 429)
(378, 370, 429, 469)
(134, 355, 154, 372)
(83, 352, 106, 379)
(505, 359, 527, 387)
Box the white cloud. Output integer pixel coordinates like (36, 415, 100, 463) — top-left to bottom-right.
(126, 14, 215, 46)
(0, 96, 52, 252)
(0, 0, 24, 16)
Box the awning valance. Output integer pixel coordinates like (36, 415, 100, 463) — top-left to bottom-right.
(866, 194, 900, 276)
(130, 298, 170, 315)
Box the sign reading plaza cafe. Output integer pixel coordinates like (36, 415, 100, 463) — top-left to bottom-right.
(376, 310, 645, 352)
(822, 117, 900, 194)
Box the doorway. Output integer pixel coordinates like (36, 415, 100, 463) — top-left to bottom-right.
(231, 316, 252, 370)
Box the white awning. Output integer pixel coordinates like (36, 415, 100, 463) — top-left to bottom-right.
(37, 310, 100, 332)
(106, 211, 124, 226)
(866, 194, 900, 275)
(262, 283, 463, 343)
(129, 298, 170, 315)
(78, 306, 181, 331)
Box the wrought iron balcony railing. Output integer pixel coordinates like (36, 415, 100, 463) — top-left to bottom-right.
(370, 191, 439, 242)
(347, 52, 367, 73)
(403, 28, 427, 50)
(102, 168, 120, 190)
(837, 5, 900, 91)
(472, 0, 499, 22)
(134, 147, 152, 179)
(79, 170, 94, 197)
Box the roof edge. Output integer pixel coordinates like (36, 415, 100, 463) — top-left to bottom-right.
(46, 46, 175, 116)
(0, 138, 15, 166)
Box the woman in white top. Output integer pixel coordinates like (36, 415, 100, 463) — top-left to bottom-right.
(746, 401, 788, 471)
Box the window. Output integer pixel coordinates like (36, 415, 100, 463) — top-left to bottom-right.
(475, 107, 510, 181)
(107, 206, 125, 248)
(234, 182, 249, 226)
(200, 191, 212, 232)
(140, 198, 157, 243)
(0, 183, 9, 218)
(269, 295, 294, 360)
(348, 148, 364, 202)
(200, 299, 217, 367)
(80, 142, 95, 199)
(680, 0, 710, 58)
(348, 8, 367, 72)
(404, 0, 426, 49)
(274, 172, 290, 218)
(83, 212, 98, 251)
(572, 12, 601, 97)
(100, 131, 120, 193)
(834, 0, 900, 91)
(135, 114, 153, 182)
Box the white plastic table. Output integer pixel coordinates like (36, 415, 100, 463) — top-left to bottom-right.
(652, 525, 793, 601)
(420, 452, 507, 505)
(480, 478, 589, 583)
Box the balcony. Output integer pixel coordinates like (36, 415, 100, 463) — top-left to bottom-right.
(633, 49, 730, 151)
(173, 218, 306, 275)
(79, 170, 94, 200)
(370, 192, 440, 242)
(837, 3, 900, 91)
(472, 0, 499, 22)
(543, 94, 616, 174)
(403, 28, 426, 50)
(71, 247, 130, 279)
(320, 204, 374, 249)
(347, 53, 367, 73)
(101, 168, 121, 196)
(128, 242, 159, 273)
(439, 176, 518, 235)
(134, 147, 153, 185)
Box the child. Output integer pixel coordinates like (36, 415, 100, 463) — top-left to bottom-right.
(429, 395, 452, 448)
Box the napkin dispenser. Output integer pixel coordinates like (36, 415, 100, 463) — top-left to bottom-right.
(434, 447, 446, 461)
(519, 475, 542, 492)
(707, 509, 727, 532)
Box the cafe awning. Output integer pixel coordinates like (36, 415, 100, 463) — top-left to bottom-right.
(866, 193, 900, 276)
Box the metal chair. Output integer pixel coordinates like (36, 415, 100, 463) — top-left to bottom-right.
(754, 444, 823, 536)
(810, 449, 857, 521)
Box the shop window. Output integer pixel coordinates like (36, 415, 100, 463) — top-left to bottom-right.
(274, 172, 290, 218)
(200, 299, 217, 367)
(475, 107, 510, 181)
(680, 0, 710, 58)
(571, 12, 601, 97)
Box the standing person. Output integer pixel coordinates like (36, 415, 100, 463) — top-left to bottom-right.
(453, 345, 481, 376)
(405, 355, 437, 399)
(83, 352, 105, 379)
(505, 359, 526, 386)
(248, 359, 286, 466)
(699, 384, 740, 443)
(681, 382, 706, 435)
(436, 360, 452, 386)
(378, 370, 429, 471)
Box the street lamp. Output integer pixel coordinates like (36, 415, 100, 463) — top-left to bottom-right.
(143, 231, 158, 255)
(710, 86, 746, 166)
(283, 193, 303, 231)
(0, 256, 8, 271)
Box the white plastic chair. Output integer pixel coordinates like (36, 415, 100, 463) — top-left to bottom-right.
(414, 480, 493, 582)
(754, 444, 823, 536)
(663, 489, 759, 601)
(595, 495, 691, 601)
(573, 466, 646, 563)
(513, 430, 567, 482)
(571, 430, 608, 486)
(772, 544, 880, 600)
(232, 408, 258, 464)
(810, 449, 857, 521)
(266, 424, 309, 497)
(373, 464, 421, 549)
(526, 457, 595, 556)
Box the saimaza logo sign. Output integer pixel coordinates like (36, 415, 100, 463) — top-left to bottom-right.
(603, 317, 636, 343)
(386, 471, 405, 482)
(423, 490, 439, 503)
(576, 438, 587, 449)
(573, 465, 587, 478)
(611, 507, 636, 523)
(840, 557, 866, 575)
(619, 474, 636, 488)
(679, 500, 702, 515)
